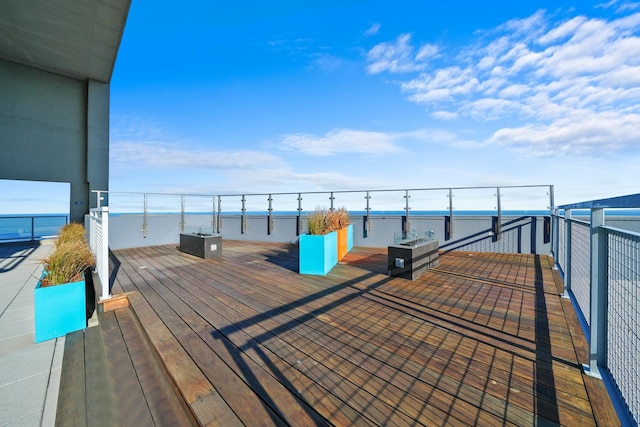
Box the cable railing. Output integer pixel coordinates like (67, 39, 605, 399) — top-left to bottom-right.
(553, 194, 640, 426)
(92, 184, 553, 238)
(0, 215, 68, 242)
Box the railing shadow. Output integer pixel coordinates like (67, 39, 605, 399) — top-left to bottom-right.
(210, 269, 392, 425)
(341, 253, 388, 275)
(263, 244, 299, 273)
(534, 255, 560, 424)
(0, 241, 41, 273)
(108, 249, 121, 295)
(208, 249, 569, 424)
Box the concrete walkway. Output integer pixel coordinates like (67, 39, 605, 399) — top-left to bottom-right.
(0, 240, 63, 426)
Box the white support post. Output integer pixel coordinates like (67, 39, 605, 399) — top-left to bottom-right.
(588, 207, 606, 377)
(98, 206, 111, 301)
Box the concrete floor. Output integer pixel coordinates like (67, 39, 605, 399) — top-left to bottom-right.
(0, 240, 63, 426)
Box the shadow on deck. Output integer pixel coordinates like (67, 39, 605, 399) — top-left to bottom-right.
(59, 241, 620, 426)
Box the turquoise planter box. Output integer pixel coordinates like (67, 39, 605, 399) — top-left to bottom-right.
(35, 274, 87, 343)
(346, 224, 354, 252)
(299, 231, 338, 275)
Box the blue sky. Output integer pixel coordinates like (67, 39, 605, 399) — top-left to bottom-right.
(2, 0, 640, 213)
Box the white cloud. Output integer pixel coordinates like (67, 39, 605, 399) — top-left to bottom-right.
(308, 53, 342, 72)
(277, 129, 404, 156)
(369, 9, 640, 157)
(596, 0, 640, 12)
(111, 141, 286, 170)
(432, 110, 458, 120)
(364, 23, 381, 37)
(487, 111, 640, 156)
(367, 33, 438, 74)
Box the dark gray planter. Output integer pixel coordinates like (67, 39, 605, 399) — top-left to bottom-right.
(179, 233, 222, 259)
(388, 239, 439, 280)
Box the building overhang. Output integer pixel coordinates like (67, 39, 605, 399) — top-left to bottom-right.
(0, 0, 131, 83)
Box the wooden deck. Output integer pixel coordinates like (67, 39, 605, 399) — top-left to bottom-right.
(106, 241, 619, 426)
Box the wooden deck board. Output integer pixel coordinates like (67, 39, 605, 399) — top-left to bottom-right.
(109, 241, 620, 426)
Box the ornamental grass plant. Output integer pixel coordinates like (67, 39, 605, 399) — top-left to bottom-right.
(55, 223, 87, 245)
(306, 207, 329, 235)
(305, 207, 351, 235)
(335, 207, 350, 229)
(41, 223, 95, 287)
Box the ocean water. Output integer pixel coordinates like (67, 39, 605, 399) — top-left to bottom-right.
(105, 208, 640, 218)
(3, 209, 639, 241)
(0, 214, 68, 241)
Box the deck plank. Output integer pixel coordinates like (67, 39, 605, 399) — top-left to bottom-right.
(110, 241, 619, 427)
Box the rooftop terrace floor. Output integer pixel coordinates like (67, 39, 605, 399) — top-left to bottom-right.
(104, 241, 619, 426)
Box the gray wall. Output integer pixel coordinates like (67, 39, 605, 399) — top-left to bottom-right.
(108, 213, 552, 255)
(0, 59, 109, 222)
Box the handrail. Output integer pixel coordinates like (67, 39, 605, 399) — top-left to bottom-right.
(92, 185, 554, 239)
(95, 184, 553, 199)
(0, 215, 68, 242)
(551, 193, 640, 426)
(558, 193, 640, 210)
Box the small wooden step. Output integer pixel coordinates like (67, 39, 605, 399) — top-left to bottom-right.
(98, 293, 130, 313)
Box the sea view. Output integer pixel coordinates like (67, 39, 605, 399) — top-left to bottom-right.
(4, 208, 640, 242)
(0, 214, 68, 241)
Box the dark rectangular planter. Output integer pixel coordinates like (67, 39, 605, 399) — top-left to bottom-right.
(388, 239, 439, 280)
(179, 233, 222, 259)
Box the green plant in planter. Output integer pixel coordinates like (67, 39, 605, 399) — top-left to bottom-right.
(54, 222, 88, 246)
(35, 223, 95, 342)
(41, 223, 95, 287)
(305, 207, 351, 235)
(335, 207, 350, 228)
(306, 207, 330, 235)
(300, 206, 353, 274)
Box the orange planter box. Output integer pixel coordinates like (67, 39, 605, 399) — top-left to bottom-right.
(336, 224, 353, 261)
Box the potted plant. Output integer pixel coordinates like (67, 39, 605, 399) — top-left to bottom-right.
(299, 207, 338, 275)
(35, 223, 95, 343)
(299, 207, 354, 275)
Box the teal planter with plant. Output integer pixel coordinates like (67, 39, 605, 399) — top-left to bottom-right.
(35, 274, 86, 343)
(299, 231, 338, 275)
(34, 223, 95, 343)
(299, 207, 352, 275)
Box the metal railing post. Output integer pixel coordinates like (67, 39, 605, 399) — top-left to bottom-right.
(142, 193, 148, 238)
(364, 191, 371, 236)
(447, 188, 454, 240)
(588, 207, 607, 377)
(297, 193, 303, 235)
(180, 195, 185, 233)
(495, 187, 502, 240)
(241, 195, 246, 234)
(563, 209, 572, 297)
(267, 194, 273, 235)
(552, 208, 559, 262)
(329, 192, 335, 211)
(403, 190, 411, 233)
(211, 196, 218, 234)
(217, 196, 222, 233)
